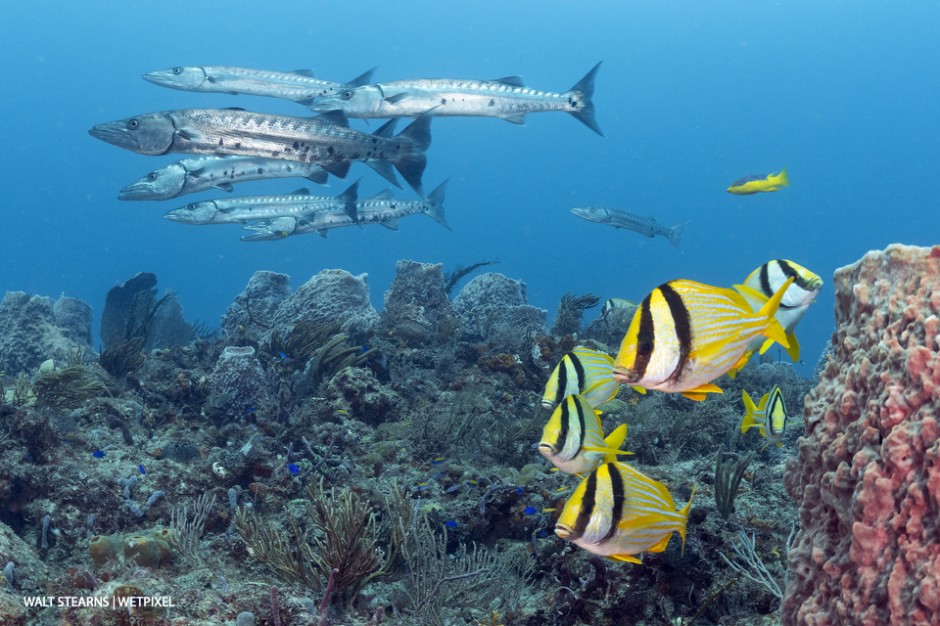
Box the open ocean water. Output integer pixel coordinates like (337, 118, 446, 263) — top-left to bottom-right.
(3, 0, 939, 372)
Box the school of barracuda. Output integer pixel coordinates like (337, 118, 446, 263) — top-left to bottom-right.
(89, 64, 825, 565)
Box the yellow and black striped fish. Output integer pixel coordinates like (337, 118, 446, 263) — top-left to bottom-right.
(741, 386, 787, 451)
(538, 394, 630, 475)
(554, 461, 695, 564)
(734, 259, 823, 368)
(542, 346, 621, 409)
(612, 277, 793, 401)
(726, 168, 789, 194)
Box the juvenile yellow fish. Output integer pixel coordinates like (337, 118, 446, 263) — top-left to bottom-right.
(554, 461, 695, 564)
(538, 394, 630, 475)
(542, 346, 620, 409)
(741, 386, 788, 451)
(726, 168, 789, 194)
(612, 277, 793, 400)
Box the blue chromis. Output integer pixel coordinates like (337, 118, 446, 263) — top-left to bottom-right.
(542, 346, 621, 410)
(538, 394, 631, 475)
(741, 386, 788, 450)
(733, 259, 823, 369)
(726, 168, 789, 195)
(612, 277, 793, 401)
(554, 461, 695, 564)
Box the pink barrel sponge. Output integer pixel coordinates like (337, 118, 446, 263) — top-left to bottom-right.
(782, 244, 940, 625)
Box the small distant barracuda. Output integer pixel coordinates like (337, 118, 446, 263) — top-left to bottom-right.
(570, 207, 688, 250)
(143, 66, 375, 105)
(241, 181, 449, 241)
(308, 62, 603, 135)
(119, 155, 328, 201)
(163, 181, 359, 225)
(89, 109, 431, 194)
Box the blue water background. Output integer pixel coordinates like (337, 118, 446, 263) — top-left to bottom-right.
(2, 1, 938, 376)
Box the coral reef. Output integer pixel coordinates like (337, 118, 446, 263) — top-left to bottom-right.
(452, 272, 547, 352)
(783, 244, 940, 626)
(271, 269, 379, 343)
(380, 260, 457, 348)
(220, 270, 291, 343)
(208, 345, 271, 415)
(0, 292, 90, 376)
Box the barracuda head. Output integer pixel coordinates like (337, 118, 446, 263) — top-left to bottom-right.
(570, 207, 610, 224)
(143, 66, 209, 90)
(307, 85, 385, 115)
(88, 112, 177, 155)
(163, 201, 219, 225)
(119, 163, 187, 200)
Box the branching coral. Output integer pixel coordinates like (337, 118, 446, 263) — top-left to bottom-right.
(551, 292, 600, 336)
(33, 365, 106, 409)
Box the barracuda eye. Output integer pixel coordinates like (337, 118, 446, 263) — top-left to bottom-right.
(172, 67, 183, 75)
(148, 172, 158, 181)
(341, 91, 353, 100)
(128, 119, 140, 130)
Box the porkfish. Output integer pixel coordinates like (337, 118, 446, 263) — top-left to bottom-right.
(741, 386, 788, 451)
(732, 259, 823, 371)
(542, 346, 621, 410)
(612, 277, 794, 401)
(554, 461, 695, 564)
(726, 168, 789, 194)
(538, 394, 630, 476)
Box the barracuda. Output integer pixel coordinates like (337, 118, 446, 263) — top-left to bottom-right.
(570, 207, 688, 250)
(240, 181, 449, 241)
(308, 62, 603, 135)
(163, 181, 359, 225)
(89, 109, 431, 194)
(119, 155, 328, 201)
(143, 66, 375, 105)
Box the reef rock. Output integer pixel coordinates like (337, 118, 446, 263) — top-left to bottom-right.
(0, 292, 89, 376)
(208, 345, 271, 416)
(782, 244, 940, 626)
(380, 260, 457, 347)
(52, 296, 93, 348)
(221, 270, 291, 343)
(100, 273, 194, 351)
(271, 269, 378, 342)
(452, 273, 546, 352)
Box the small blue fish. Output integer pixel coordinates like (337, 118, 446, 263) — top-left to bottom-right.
(515, 486, 524, 495)
(538, 529, 548, 538)
(246, 406, 257, 414)
(138, 464, 146, 475)
(444, 520, 459, 528)
(287, 463, 300, 476)
(273, 351, 294, 365)
(92, 450, 105, 459)
(415, 482, 430, 490)
(523, 506, 538, 516)
(430, 456, 445, 466)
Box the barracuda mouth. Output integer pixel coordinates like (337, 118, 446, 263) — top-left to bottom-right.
(118, 181, 153, 199)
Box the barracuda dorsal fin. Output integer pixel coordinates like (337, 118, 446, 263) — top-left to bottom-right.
(348, 67, 377, 87)
(288, 187, 312, 196)
(337, 179, 360, 221)
(305, 168, 329, 185)
(223, 107, 247, 111)
(370, 189, 396, 201)
(320, 160, 351, 179)
(373, 118, 399, 138)
(492, 75, 524, 87)
(292, 69, 315, 77)
(315, 109, 350, 127)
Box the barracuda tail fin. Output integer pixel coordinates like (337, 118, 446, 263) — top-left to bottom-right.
(393, 113, 432, 196)
(364, 160, 401, 188)
(666, 220, 690, 251)
(424, 180, 450, 230)
(568, 61, 603, 136)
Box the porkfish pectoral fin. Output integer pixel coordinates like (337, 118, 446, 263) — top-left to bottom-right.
(631, 386, 647, 395)
(646, 533, 674, 554)
(680, 384, 723, 402)
(785, 331, 801, 362)
(728, 351, 753, 377)
(609, 553, 644, 564)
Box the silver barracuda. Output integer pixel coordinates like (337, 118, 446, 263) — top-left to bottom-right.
(119, 155, 328, 201)
(570, 207, 688, 250)
(143, 66, 375, 105)
(308, 62, 603, 135)
(163, 181, 359, 225)
(241, 181, 449, 241)
(88, 109, 431, 194)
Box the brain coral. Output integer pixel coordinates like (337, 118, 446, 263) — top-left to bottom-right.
(783, 244, 940, 626)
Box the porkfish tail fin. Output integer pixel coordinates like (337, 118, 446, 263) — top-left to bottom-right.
(677, 484, 697, 555)
(741, 390, 759, 433)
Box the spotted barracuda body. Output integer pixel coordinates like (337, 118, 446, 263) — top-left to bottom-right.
(570, 207, 688, 250)
(240, 181, 449, 241)
(143, 66, 375, 105)
(163, 181, 359, 225)
(119, 155, 328, 201)
(89, 109, 431, 194)
(308, 62, 603, 135)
